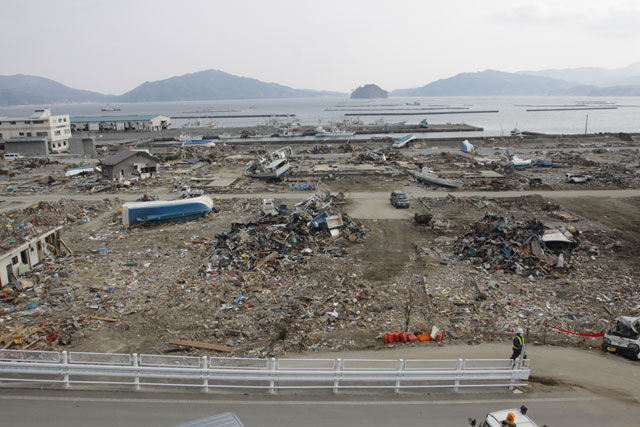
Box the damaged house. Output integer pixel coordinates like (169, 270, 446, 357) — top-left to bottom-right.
(0, 226, 62, 286)
(99, 150, 160, 182)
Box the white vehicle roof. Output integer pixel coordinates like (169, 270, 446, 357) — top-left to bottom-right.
(485, 409, 539, 427)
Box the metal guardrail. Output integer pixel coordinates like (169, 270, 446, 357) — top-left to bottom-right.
(0, 349, 530, 393)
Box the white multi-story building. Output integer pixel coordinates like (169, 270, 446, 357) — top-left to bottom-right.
(0, 108, 71, 154)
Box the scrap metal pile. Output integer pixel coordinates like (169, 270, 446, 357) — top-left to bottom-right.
(207, 191, 366, 272)
(453, 213, 579, 275)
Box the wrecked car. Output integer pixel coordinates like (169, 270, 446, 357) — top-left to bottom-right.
(565, 173, 592, 183)
(390, 190, 410, 208)
(603, 316, 640, 360)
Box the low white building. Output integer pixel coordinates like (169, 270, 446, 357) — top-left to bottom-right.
(70, 115, 171, 132)
(0, 226, 62, 286)
(0, 109, 71, 154)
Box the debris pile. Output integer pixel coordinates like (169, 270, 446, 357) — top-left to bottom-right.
(207, 192, 366, 272)
(453, 213, 579, 275)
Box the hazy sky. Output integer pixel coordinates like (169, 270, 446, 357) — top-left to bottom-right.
(2, 0, 639, 94)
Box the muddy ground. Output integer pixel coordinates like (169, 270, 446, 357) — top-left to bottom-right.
(0, 131, 638, 358)
(1, 191, 637, 358)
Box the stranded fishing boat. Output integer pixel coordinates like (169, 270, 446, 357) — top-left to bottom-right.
(412, 167, 461, 188)
(244, 146, 293, 179)
(181, 139, 216, 148)
(122, 196, 214, 228)
(101, 105, 120, 112)
(392, 133, 415, 149)
(505, 155, 532, 168)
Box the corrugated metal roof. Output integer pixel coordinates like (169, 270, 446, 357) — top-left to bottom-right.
(70, 115, 169, 123)
(99, 150, 160, 166)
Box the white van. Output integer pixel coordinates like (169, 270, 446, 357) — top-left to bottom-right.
(4, 153, 24, 161)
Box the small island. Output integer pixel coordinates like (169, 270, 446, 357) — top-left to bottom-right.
(350, 84, 388, 99)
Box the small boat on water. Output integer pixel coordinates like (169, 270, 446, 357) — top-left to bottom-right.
(412, 167, 461, 188)
(101, 105, 120, 112)
(218, 132, 241, 139)
(315, 127, 355, 138)
(406, 101, 421, 106)
(122, 196, 214, 228)
(181, 139, 216, 148)
(244, 147, 293, 179)
(511, 124, 522, 137)
(183, 119, 202, 128)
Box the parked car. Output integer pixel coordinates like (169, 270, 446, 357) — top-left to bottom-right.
(565, 173, 592, 183)
(4, 153, 24, 161)
(390, 190, 410, 208)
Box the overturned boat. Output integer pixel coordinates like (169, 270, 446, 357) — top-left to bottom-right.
(244, 146, 293, 179)
(504, 155, 532, 168)
(122, 196, 214, 228)
(392, 133, 415, 149)
(412, 167, 461, 189)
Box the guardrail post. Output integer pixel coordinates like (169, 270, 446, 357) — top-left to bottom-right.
(333, 358, 342, 394)
(395, 359, 404, 393)
(268, 358, 277, 394)
(201, 356, 208, 393)
(133, 353, 140, 391)
(510, 352, 524, 391)
(454, 359, 463, 392)
(61, 351, 69, 388)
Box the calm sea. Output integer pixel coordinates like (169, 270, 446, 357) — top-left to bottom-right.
(1, 96, 639, 137)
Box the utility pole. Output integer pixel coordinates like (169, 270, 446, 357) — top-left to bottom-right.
(584, 114, 589, 135)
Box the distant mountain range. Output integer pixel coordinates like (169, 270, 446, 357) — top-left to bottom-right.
(117, 70, 343, 102)
(392, 70, 577, 96)
(391, 67, 640, 97)
(1, 63, 640, 106)
(518, 62, 640, 87)
(0, 74, 114, 106)
(0, 70, 343, 106)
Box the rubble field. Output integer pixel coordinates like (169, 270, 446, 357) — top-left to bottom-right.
(0, 132, 638, 197)
(1, 190, 638, 357)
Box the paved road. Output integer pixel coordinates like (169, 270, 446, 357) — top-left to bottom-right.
(1, 344, 638, 426)
(1, 188, 639, 203)
(0, 388, 637, 426)
(2, 188, 638, 217)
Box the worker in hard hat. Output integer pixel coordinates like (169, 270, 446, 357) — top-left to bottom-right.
(511, 328, 525, 361)
(501, 412, 517, 426)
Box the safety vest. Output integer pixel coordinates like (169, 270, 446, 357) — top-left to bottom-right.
(513, 335, 524, 350)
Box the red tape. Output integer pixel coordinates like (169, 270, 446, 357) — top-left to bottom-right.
(544, 323, 604, 337)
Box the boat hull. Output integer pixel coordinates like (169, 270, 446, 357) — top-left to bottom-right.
(122, 196, 214, 227)
(412, 171, 461, 188)
(392, 134, 415, 149)
(182, 140, 216, 147)
(244, 163, 290, 179)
